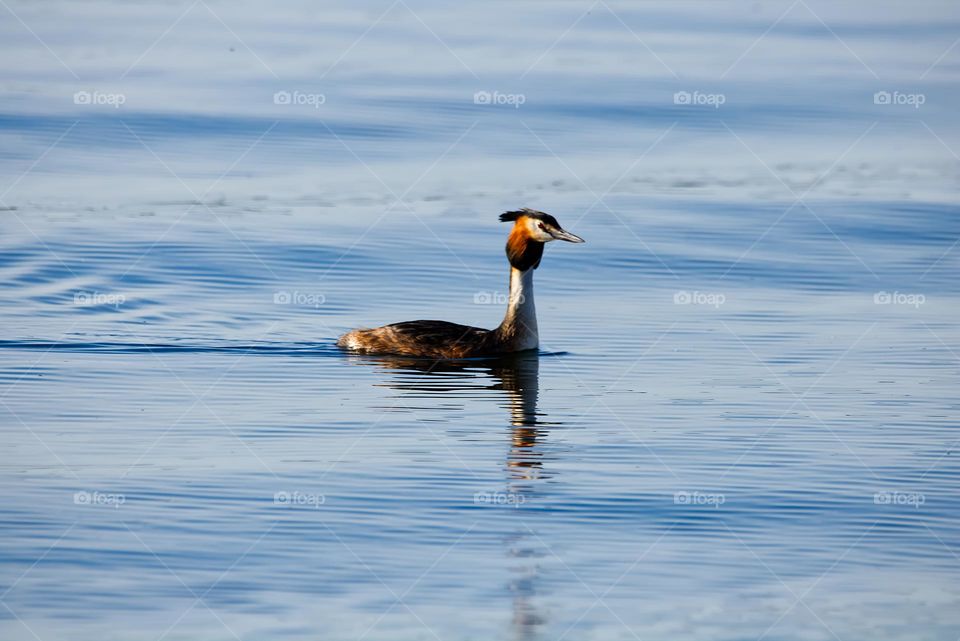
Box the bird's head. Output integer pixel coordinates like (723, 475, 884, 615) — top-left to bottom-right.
(499, 208, 584, 271)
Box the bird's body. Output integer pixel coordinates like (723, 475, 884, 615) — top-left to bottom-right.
(337, 319, 509, 359)
(337, 209, 583, 359)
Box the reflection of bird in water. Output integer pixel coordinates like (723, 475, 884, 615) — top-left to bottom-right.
(494, 354, 544, 482)
(348, 351, 552, 641)
(355, 352, 547, 476)
(491, 354, 547, 641)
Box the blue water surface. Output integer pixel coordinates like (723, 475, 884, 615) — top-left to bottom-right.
(1, 1, 958, 640)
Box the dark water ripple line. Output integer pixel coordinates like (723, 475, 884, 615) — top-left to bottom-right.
(0, 340, 343, 356)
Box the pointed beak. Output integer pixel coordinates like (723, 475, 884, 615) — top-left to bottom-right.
(552, 228, 585, 243)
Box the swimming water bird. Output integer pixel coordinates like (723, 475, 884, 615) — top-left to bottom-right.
(337, 209, 584, 358)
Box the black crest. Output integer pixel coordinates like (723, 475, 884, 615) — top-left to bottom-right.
(499, 208, 560, 228)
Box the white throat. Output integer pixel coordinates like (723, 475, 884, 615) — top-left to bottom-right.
(499, 266, 538, 350)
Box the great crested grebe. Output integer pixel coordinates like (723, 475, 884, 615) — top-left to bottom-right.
(337, 208, 584, 359)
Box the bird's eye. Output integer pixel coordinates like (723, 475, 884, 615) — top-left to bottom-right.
(538, 223, 546, 230)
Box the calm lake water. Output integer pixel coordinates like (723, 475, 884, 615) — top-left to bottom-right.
(1, 1, 959, 640)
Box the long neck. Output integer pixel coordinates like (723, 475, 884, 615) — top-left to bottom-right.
(496, 266, 538, 350)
